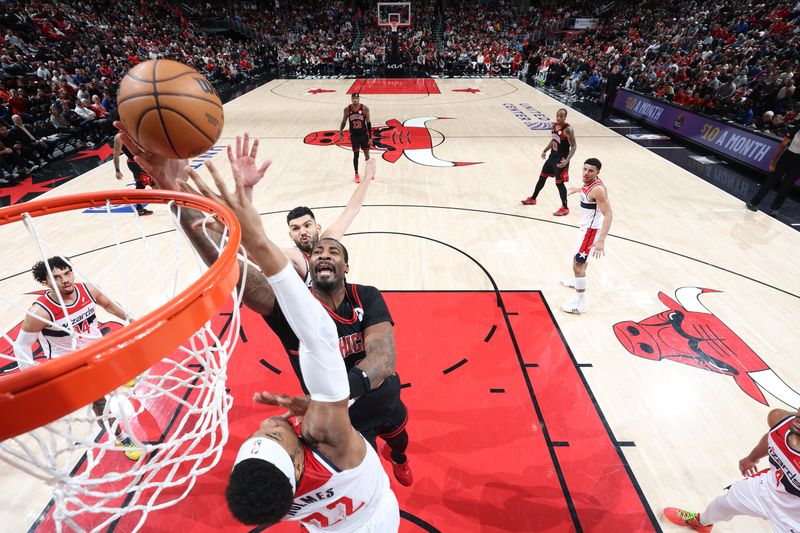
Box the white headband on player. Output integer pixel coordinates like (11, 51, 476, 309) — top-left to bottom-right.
(233, 437, 297, 493)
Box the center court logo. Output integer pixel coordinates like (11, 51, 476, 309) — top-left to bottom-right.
(503, 103, 551, 130)
(304, 117, 480, 167)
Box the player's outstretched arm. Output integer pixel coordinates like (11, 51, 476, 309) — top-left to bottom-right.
(183, 161, 289, 277)
(322, 158, 375, 241)
(115, 122, 277, 316)
(189, 164, 366, 467)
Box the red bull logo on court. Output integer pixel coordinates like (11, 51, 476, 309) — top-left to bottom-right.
(304, 117, 481, 167)
(613, 287, 799, 408)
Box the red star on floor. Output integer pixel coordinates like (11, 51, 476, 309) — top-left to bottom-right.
(68, 143, 114, 162)
(0, 175, 75, 206)
(452, 88, 481, 94)
(307, 88, 336, 94)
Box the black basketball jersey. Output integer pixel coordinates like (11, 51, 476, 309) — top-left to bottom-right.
(550, 122, 571, 159)
(121, 143, 142, 170)
(348, 104, 367, 135)
(264, 283, 394, 375)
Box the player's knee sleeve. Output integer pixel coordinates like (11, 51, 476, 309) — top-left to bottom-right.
(574, 277, 587, 290)
(266, 264, 349, 402)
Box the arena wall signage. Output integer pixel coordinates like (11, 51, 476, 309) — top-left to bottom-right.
(612, 89, 781, 173)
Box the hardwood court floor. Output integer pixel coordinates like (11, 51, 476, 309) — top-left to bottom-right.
(1, 78, 798, 532)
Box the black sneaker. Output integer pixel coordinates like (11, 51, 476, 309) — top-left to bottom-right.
(745, 201, 757, 211)
(137, 208, 154, 216)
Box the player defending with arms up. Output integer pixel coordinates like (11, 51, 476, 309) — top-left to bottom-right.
(338, 93, 372, 183)
(183, 160, 399, 531)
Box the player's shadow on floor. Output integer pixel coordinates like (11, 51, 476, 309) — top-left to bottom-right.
(439, 468, 572, 532)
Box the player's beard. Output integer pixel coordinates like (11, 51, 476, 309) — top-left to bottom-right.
(313, 275, 337, 293)
(295, 234, 318, 255)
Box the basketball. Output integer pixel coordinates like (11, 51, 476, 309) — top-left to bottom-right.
(117, 60, 224, 159)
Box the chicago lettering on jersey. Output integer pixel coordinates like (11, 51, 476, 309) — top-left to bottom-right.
(338, 333, 363, 358)
(287, 488, 336, 515)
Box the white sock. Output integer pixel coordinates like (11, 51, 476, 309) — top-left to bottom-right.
(574, 277, 587, 304)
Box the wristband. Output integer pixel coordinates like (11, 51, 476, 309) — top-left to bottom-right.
(347, 367, 371, 398)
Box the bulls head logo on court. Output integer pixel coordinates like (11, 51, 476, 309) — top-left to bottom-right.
(613, 287, 799, 407)
(303, 117, 480, 167)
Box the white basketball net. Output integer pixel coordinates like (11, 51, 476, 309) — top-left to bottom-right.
(0, 201, 245, 533)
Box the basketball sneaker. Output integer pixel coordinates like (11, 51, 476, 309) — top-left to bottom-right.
(380, 441, 413, 486)
(354, 173, 361, 184)
(521, 197, 537, 206)
(561, 298, 587, 314)
(560, 279, 576, 288)
(137, 208, 154, 216)
(553, 207, 569, 216)
(117, 437, 143, 461)
(663, 508, 713, 532)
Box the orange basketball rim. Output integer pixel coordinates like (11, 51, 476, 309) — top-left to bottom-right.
(0, 190, 241, 441)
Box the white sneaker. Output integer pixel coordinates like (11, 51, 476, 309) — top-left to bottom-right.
(560, 279, 575, 288)
(561, 299, 587, 314)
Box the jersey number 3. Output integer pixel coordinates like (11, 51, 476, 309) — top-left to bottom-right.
(301, 496, 365, 528)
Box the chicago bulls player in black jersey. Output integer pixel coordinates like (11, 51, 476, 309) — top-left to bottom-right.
(338, 93, 372, 183)
(115, 123, 413, 488)
(183, 161, 399, 531)
(522, 108, 577, 216)
(261, 238, 413, 486)
(113, 132, 154, 216)
(665, 407, 800, 532)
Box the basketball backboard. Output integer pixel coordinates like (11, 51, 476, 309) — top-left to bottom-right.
(377, 1, 411, 27)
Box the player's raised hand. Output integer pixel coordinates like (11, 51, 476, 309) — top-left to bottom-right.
(182, 160, 266, 248)
(113, 121, 188, 190)
(228, 132, 272, 198)
(567, 186, 581, 195)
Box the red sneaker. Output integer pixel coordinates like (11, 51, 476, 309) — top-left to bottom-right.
(663, 508, 713, 532)
(354, 173, 361, 183)
(380, 442, 413, 486)
(553, 207, 569, 216)
(521, 197, 537, 205)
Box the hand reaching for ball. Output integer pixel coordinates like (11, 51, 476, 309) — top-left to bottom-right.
(229, 133, 271, 200)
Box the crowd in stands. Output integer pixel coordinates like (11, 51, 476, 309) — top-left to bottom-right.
(0, 0, 268, 185)
(2, 0, 797, 186)
(533, 0, 799, 136)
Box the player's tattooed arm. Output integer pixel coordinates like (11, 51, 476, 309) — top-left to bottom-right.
(358, 321, 396, 389)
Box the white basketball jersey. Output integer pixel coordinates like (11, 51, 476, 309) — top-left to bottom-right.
(767, 416, 800, 502)
(579, 179, 605, 230)
(33, 283, 101, 358)
(287, 436, 394, 532)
